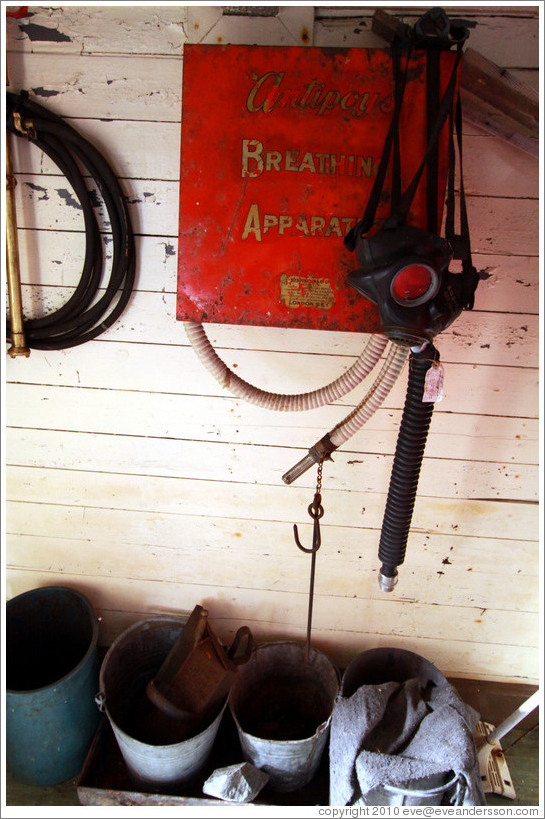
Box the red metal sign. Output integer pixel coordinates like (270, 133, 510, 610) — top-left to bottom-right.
(177, 44, 457, 333)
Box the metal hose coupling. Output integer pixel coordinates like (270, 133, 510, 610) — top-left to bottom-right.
(377, 344, 439, 590)
(378, 570, 399, 592)
(282, 435, 337, 485)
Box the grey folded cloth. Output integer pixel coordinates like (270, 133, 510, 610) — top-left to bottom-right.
(330, 676, 486, 806)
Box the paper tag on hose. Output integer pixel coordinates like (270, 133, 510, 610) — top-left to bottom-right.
(423, 361, 444, 402)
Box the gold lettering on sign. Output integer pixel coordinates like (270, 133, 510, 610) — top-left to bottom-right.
(241, 203, 262, 240)
(246, 71, 394, 118)
(241, 203, 357, 242)
(241, 138, 377, 180)
(280, 274, 336, 310)
(246, 71, 286, 113)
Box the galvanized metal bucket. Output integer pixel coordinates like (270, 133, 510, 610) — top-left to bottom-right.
(6, 586, 101, 785)
(228, 641, 340, 792)
(99, 618, 226, 790)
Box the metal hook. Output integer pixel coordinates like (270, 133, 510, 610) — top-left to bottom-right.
(293, 492, 324, 660)
(293, 492, 324, 555)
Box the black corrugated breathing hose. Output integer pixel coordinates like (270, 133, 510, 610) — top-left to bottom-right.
(377, 345, 439, 590)
(6, 91, 135, 350)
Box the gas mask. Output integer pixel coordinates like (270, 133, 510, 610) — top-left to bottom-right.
(344, 15, 479, 349)
(348, 222, 471, 346)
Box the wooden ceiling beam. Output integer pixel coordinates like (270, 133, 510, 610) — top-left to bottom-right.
(372, 9, 538, 157)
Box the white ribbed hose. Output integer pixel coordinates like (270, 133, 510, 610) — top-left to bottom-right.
(281, 342, 408, 483)
(330, 342, 409, 447)
(185, 319, 389, 411)
(185, 319, 408, 483)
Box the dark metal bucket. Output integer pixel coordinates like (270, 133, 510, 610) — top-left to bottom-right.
(338, 647, 462, 806)
(6, 586, 101, 785)
(229, 641, 340, 792)
(340, 646, 449, 697)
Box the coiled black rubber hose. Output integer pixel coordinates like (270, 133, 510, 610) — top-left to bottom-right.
(6, 91, 135, 350)
(378, 345, 439, 583)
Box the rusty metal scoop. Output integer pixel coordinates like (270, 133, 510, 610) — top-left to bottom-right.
(146, 605, 252, 734)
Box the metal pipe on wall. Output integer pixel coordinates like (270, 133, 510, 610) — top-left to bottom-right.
(6, 132, 30, 358)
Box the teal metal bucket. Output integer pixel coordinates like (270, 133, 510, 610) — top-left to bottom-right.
(6, 586, 101, 785)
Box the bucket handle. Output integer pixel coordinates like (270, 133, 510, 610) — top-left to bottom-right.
(228, 626, 253, 666)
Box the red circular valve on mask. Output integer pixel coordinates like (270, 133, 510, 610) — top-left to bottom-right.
(391, 263, 438, 305)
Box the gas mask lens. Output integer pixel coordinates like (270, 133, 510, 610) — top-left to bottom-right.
(390, 262, 440, 307)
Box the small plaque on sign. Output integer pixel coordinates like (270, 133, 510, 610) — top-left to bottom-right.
(177, 45, 456, 332)
(279, 274, 336, 310)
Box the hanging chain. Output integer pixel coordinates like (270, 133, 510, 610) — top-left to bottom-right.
(316, 458, 323, 496)
(306, 457, 325, 540)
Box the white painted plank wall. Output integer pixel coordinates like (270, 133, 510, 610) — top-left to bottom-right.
(4, 6, 540, 683)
